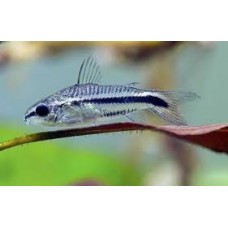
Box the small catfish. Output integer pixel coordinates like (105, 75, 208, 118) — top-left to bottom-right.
(24, 56, 199, 128)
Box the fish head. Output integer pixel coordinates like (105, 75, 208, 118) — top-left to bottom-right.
(24, 93, 85, 128)
(24, 96, 60, 127)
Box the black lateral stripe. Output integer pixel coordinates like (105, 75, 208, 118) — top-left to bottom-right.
(79, 95, 169, 108)
(103, 109, 137, 117)
(104, 110, 127, 117)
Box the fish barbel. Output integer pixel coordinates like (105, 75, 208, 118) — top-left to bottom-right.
(24, 56, 199, 128)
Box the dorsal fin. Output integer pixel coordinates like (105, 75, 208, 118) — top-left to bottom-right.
(77, 56, 102, 84)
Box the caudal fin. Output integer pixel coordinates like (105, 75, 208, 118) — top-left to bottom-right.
(149, 91, 200, 126)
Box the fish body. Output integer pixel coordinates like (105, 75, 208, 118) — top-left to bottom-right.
(24, 57, 199, 128)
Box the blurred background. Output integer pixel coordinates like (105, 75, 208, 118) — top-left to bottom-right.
(0, 41, 227, 186)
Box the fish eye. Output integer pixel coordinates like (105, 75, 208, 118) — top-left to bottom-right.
(35, 104, 50, 117)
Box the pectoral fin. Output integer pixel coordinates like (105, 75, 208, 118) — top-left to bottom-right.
(60, 104, 83, 124)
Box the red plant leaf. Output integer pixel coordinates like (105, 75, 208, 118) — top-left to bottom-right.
(87, 122, 228, 153)
(153, 124, 228, 153)
(0, 122, 228, 153)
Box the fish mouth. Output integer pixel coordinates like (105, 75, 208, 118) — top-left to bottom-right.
(24, 116, 31, 125)
(24, 111, 36, 124)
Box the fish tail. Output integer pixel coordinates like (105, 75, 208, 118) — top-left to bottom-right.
(148, 90, 200, 126)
